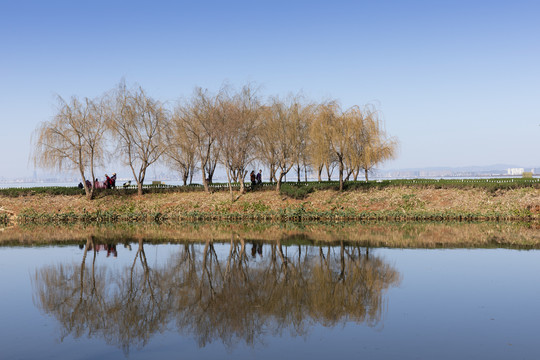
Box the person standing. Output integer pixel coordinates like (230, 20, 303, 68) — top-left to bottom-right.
(111, 173, 117, 189)
(105, 174, 112, 189)
(250, 171, 256, 187)
(256, 170, 262, 184)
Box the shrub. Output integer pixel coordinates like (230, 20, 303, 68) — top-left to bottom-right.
(279, 183, 315, 199)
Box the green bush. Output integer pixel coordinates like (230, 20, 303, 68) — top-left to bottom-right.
(0, 186, 85, 197)
(279, 183, 315, 199)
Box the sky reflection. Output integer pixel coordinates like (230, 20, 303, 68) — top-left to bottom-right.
(1, 239, 540, 359)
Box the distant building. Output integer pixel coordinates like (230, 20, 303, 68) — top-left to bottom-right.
(507, 168, 524, 176)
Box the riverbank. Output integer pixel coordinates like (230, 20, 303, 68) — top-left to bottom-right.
(1, 186, 540, 224)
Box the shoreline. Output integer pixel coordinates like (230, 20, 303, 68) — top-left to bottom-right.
(1, 186, 540, 225)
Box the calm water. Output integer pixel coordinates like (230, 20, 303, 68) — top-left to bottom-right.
(1, 240, 540, 359)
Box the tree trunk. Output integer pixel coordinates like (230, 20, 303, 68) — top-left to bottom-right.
(345, 168, 353, 181)
(235, 169, 246, 194)
(364, 169, 369, 181)
(239, 177, 245, 194)
(84, 182, 93, 200)
(79, 166, 93, 200)
(202, 167, 209, 193)
(88, 158, 96, 199)
(338, 157, 344, 191)
(225, 167, 234, 202)
(317, 165, 322, 182)
(276, 172, 285, 192)
(326, 163, 332, 181)
(205, 159, 217, 184)
(269, 164, 276, 182)
(137, 169, 146, 196)
(82, 177, 93, 200)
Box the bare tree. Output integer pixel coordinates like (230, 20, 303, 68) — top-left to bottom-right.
(342, 106, 365, 181)
(256, 105, 279, 182)
(218, 84, 261, 199)
(178, 87, 223, 193)
(294, 103, 313, 182)
(260, 96, 309, 192)
(310, 101, 338, 182)
(32, 96, 107, 200)
(164, 109, 197, 186)
(109, 82, 168, 196)
(357, 105, 398, 181)
(323, 102, 353, 191)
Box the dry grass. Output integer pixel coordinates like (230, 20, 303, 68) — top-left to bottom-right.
(1, 186, 540, 221)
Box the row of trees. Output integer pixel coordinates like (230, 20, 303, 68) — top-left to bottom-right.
(32, 82, 398, 199)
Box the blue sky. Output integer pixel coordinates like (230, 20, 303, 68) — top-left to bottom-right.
(1, 0, 539, 179)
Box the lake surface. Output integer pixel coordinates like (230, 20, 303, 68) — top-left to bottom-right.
(1, 238, 540, 359)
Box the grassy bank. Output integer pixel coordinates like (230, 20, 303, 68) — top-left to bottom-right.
(1, 181, 540, 225)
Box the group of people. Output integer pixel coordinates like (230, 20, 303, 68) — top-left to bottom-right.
(79, 173, 117, 190)
(250, 170, 262, 187)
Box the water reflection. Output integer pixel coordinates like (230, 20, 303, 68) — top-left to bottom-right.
(5, 221, 540, 249)
(33, 237, 400, 354)
(78, 242, 119, 257)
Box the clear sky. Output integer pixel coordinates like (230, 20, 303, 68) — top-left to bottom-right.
(1, 0, 539, 179)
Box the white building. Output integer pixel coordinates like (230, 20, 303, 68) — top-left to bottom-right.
(507, 168, 524, 176)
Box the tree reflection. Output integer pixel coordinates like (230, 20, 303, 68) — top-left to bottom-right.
(33, 239, 400, 353)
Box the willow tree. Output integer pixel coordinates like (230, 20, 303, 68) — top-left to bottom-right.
(341, 106, 365, 181)
(357, 106, 398, 181)
(164, 109, 197, 186)
(110, 83, 168, 196)
(218, 84, 261, 199)
(260, 96, 309, 192)
(323, 102, 354, 191)
(310, 101, 339, 181)
(32, 96, 107, 200)
(293, 102, 314, 182)
(178, 87, 222, 193)
(257, 105, 279, 182)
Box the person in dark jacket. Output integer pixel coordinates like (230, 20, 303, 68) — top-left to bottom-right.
(256, 170, 262, 184)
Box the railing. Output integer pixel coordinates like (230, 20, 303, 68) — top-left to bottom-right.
(2, 178, 539, 193)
